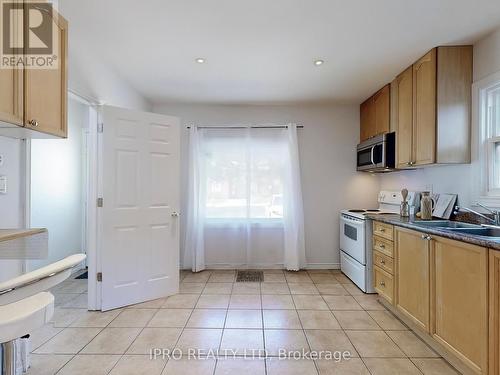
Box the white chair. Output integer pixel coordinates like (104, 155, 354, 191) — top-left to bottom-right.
(0, 254, 86, 375)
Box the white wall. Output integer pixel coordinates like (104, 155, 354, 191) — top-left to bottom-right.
(153, 103, 380, 268)
(28, 99, 88, 270)
(380, 26, 500, 205)
(0, 137, 25, 282)
(59, 2, 151, 112)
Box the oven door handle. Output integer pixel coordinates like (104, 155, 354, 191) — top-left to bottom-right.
(370, 146, 375, 165)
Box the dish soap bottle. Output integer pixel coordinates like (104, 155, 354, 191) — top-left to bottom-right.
(420, 191, 433, 220)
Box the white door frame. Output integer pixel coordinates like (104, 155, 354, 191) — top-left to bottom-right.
(23, 90, 102, 309)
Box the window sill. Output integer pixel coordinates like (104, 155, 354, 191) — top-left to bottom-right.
(204, 218, 284, 228)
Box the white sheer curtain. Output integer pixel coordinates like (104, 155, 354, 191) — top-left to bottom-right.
(184, 126, 206, 272)
(283, 124, 306, 270)
(184, 124, 306, 271)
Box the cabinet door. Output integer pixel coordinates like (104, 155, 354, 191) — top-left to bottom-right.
(360, 98, 375, 142)
(413, 49, 436, 166)
(395, 227, 430, 332)
(24, 11, 68, 137)
(491, 250, 500, 375)
(374, 85, 390, 136)
(432, 237, 488, 375)
(0, 9, 23, 126)
(395, 66, 413, 168)
(0, 69, 23, 126)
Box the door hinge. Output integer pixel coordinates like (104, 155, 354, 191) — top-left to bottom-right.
(97, 123, 103, 133)
(97, 197, 103, 207)
(97, 272, 102, 282)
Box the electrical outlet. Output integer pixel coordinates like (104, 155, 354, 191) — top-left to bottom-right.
(0, 175, 6, 194)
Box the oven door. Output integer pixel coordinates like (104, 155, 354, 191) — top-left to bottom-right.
(339, 214, 366, 265)
(357, 143, 384, 171)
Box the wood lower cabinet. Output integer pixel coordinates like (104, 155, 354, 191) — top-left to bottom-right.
(394, 227, 430, 332)
(432, 237, 488, 375)
(490, 251, 500, 375)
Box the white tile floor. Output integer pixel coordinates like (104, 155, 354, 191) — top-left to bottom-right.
(26, 269, 460, 374)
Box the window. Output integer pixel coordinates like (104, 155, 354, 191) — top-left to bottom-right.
(201, 128, 287, 220)
(486, 84, 500, 192)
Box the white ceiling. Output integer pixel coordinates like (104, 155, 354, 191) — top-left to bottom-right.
(59, 0, 500, 105)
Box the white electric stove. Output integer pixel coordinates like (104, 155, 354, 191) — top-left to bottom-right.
(339, 190, 419, 293)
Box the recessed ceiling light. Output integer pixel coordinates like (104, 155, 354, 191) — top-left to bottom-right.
(195, 58, 206, 64)
(314, 59, 324, 66)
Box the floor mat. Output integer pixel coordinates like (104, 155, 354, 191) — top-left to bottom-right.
(236, 270, 264, 282)
(75, 271, 88, 279)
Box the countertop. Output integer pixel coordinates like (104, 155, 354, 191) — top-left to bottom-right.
(366, 214, 500, 251)
(0, 228, 47, 243)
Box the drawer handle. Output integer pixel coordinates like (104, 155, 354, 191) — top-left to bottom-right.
(379, 243, 385, 249)
(379, 281, 386, 287)
(379, 228, 386, 232)
(380, 259, 385, 265)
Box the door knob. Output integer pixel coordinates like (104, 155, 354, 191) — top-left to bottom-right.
(171, 212, 179, 217)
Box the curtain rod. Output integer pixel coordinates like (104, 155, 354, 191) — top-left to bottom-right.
(186, 125, 304, 129)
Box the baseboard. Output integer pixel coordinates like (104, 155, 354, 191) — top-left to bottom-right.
(180, 262, 340, 270)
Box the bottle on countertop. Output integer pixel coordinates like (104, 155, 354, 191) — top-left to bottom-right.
(400, 188, 409, 217)
(420, 191, 433, 220)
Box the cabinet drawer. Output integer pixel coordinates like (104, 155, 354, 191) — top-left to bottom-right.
(373, 250, 394, 274)
(373, 236, 394, 257)
(374, 265, 394, 304)
(373, 221, 394, 241)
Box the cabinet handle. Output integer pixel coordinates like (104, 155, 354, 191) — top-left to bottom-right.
(421, 234, 432, 241)
(29, 119, 39, 127)
(171, 212, 179, 217)
(379, 228, 386, 233)
(379, 281, 385, 287)
(380, 259, 385, 265)
(379, 243, 385, 249)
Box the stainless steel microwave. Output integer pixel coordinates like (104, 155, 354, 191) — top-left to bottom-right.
(356, 132, 395, 172)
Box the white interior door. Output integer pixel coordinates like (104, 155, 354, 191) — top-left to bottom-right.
(99, 105, 180, 311)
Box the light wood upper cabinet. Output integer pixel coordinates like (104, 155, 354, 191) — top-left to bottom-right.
(395, 227, 430, 332)
(374, 84, 390, 136)
(0, 5, 67, 139)
(359, 84, 390, 142)
(490, 250, 500, 375)
(360, 99, 374, 142)
(394, 66, 413, 168)
(432, 237, 488, 375)
(413, 49, 437, 166)
(0, 69, 23, 126)
(24, 11, 68, 138)
(392, 46, 472, 168)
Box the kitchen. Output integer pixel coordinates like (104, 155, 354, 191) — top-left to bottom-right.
(1, 1, 500, 375)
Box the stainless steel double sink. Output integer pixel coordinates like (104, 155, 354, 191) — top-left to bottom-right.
(412, 220, 500, 239)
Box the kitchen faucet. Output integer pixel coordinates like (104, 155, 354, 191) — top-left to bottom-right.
(454, 203, 500, 226)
